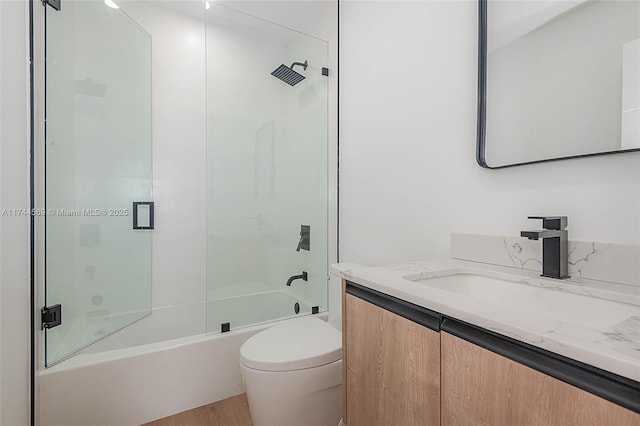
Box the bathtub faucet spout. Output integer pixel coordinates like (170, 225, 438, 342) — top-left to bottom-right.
(286, 271, 308, 286)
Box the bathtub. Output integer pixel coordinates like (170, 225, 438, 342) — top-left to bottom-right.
(38, 289, 326, 426)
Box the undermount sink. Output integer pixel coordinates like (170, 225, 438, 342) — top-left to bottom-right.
(403, 271, 639, 328)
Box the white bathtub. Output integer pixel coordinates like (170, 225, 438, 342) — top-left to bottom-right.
(38, 290, 327, 426)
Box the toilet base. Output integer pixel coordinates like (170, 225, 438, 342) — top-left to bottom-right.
(241, 359, 342, 426)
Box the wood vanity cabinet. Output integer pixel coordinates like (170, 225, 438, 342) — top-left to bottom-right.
(342, 281, 441, 426)
(342, 280, 640, 426)
(441, 331, 640, 426)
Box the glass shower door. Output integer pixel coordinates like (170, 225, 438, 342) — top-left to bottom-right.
(206, 4, 329, 333)
(44, 0, 152, 366)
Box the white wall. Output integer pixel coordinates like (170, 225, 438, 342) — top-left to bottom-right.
(0, 0, 31, 424)
(339, 0, 640, 267)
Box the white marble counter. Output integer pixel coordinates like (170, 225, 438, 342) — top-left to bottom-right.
(332, 259, 640, 382)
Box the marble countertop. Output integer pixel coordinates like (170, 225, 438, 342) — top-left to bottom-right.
(332, 259, 640, 382)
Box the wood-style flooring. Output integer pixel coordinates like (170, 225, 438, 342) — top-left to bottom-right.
(143, 394, 253, 426)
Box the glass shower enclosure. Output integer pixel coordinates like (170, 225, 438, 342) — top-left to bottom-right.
(42, 0, 329, 365)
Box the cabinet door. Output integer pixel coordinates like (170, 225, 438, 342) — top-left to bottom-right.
(441, 332, 640, 426)
(343, 291, 440, 426)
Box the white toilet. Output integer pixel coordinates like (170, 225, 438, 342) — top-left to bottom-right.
(240, 316, 343, 426)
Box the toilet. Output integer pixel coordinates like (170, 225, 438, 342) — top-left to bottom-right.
(240, 316, 343, 426)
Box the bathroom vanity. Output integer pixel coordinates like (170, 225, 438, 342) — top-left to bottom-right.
(337, 260, 640, 426)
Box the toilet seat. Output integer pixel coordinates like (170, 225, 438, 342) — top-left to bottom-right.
(240, 316, 342, 372)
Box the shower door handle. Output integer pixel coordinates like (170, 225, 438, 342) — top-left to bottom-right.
(133, 201, 155, 230)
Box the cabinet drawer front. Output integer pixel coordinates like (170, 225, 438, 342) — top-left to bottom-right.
(441, 317, 640, 415)
(441, 332, 640, 426)
(344, 293, 440, 426)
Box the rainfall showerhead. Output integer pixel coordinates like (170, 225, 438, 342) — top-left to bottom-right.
(271, 60, 308, 86)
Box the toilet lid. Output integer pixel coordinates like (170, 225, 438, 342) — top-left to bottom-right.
(240, 317, 342, 372)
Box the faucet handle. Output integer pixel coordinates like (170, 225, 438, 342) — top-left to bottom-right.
(527, 216, 567, 230)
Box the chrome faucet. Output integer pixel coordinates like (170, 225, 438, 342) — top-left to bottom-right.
(521, 216, 569, 279)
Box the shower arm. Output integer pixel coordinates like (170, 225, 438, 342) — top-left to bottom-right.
(290, 60, 308, 71)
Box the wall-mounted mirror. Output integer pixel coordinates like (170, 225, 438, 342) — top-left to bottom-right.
(477, 0, 640, 168)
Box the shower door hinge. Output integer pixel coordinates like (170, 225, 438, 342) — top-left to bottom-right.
(41, 304, 62, 330)
(322, 68, 329, 76)
(44, 0, 61, 11)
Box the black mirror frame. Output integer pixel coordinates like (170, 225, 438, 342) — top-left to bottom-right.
(476, 0, 640, 169)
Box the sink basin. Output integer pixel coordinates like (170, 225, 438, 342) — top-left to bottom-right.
(404, 272, 639, 328)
